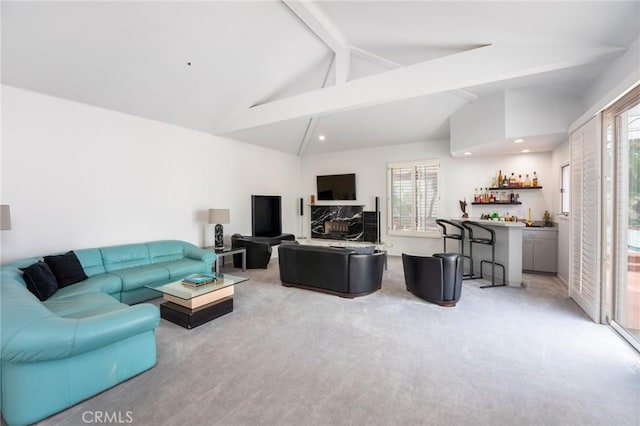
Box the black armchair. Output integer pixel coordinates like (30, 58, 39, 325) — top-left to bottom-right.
(231, 234, 272, 269)
(402, 252, 463, 307)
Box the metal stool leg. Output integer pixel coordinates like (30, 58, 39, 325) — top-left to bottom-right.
(479, 243, 506, 288)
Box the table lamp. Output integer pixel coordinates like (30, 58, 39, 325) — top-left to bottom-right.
(208, 209, 230, 249)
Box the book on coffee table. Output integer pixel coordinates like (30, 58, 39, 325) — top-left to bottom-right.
(182, 273, 216, 285)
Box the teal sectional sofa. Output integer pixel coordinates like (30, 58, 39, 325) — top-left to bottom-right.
(0, 240, 216, 426)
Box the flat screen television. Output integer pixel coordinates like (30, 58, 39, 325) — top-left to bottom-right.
(317, 173, 356, 200)
(251, 195, 282, 237)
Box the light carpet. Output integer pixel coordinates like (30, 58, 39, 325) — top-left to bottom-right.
(36, 256, 640, 426)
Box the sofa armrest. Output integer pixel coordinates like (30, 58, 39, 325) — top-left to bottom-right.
(184, 246, 216, 265)
(2, 304, 160, 363)
(348, 252, 385, 294)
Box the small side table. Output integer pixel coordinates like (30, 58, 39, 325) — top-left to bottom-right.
(205, 247, 247, 275)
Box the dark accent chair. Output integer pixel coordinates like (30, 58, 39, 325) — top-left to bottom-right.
(402, 252, 463, 307)
(231, 233, 296, 269)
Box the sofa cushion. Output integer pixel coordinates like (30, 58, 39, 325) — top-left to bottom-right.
(75, 248, 106, 277)
(44, 251, 88, 287)
(343, 246, 375, 254)
(108, 265, 170, 291)
(49, 273, 122, 300)
(147, 240, 185, 263)
(20, 262, 59, 301)
(153, 259, 210, 279)
(63, 301, 129, 319)
(43, 292, 121, 317)
(100, 244, 150, 272)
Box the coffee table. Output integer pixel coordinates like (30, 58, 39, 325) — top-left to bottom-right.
(146, 273, 248, 329)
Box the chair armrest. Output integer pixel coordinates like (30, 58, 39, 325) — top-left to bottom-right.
(348, 252, 385, 294)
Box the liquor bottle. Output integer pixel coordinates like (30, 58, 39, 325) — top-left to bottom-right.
(497, 170, 503, 187)
(474, 188, 478, 202)
(502, 174, 509, 188)
(532, 171, 539, 187)
(524, 174, 531, 187)
(489, 191, 495, 203)
(509, 173, 516, 187)
(509, 191, 515, 203)
(495, 191, 501, 203)
(518, 174, 523, 188)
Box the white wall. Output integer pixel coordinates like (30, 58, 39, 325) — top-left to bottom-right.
(572, 37, 640, 131)
(301, 140, 555, 256)
(0, 86, 301, 262)
(551, 140, 570, 285)
(450, 93, 505, 152)
(505, 91, 580, 139)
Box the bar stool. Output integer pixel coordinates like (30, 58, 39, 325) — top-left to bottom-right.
(461, 221, 506, 288)
(435, 219, 472, 279)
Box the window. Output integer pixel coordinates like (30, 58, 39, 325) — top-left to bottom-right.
(387, 160, 440, 237)
(561, 163, 570, 215)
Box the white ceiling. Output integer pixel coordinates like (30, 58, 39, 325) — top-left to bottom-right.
(2, 1, 639, 156)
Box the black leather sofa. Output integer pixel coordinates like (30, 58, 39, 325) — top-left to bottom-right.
(278, 244, 385, 298)
(402, 252, 463, 307)
(231, 233, 295, 269)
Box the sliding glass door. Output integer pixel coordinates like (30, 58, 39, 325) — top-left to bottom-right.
(604, 86, 640, 349)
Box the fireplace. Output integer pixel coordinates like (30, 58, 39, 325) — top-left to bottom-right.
(311, 205, 364, 241)
(324, 220, 349, 234)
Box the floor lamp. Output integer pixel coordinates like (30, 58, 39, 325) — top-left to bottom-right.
(208, 209, 230, 250)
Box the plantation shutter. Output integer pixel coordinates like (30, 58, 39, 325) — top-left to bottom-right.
(390, 166, 413, 231)
(387, 160, 440, 237)
(570, 115, 601, 322)
(415, 163, 439, 233)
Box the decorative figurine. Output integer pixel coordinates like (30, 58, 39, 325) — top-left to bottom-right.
(459, 199, 469, 218)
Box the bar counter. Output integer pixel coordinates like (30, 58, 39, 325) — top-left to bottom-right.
(451, 218, 524, 287)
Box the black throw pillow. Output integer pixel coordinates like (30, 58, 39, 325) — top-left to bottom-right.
(44, 251, 88, 287)
(20, 261, 59, 301)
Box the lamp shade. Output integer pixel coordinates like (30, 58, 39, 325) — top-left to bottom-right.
(0, 205, 11, 230)
(208, 209, 230, 225)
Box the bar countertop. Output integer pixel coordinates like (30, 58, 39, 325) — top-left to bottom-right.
(451, 218, 525, 227)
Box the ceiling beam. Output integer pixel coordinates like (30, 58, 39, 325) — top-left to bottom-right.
(297, 54, 335, 156)
(216, 43, 623, 134)
(350, 45, 478, 101)
(283, 0, 350, 84)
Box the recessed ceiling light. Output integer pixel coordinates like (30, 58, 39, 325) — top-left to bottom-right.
(522, 149, 530, 153)
(318, 135, 326, 141)
(514, 138, 524, 143)
(463, 151, 472, 156)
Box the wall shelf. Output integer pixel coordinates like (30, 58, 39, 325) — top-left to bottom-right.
(488, 186, 543, 190)
(472, 202, 522, 205)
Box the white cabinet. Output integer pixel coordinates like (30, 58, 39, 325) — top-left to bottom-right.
(522, 229, 557, 273)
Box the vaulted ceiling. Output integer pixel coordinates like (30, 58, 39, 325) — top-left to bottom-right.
(2, 1, 638, 155)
